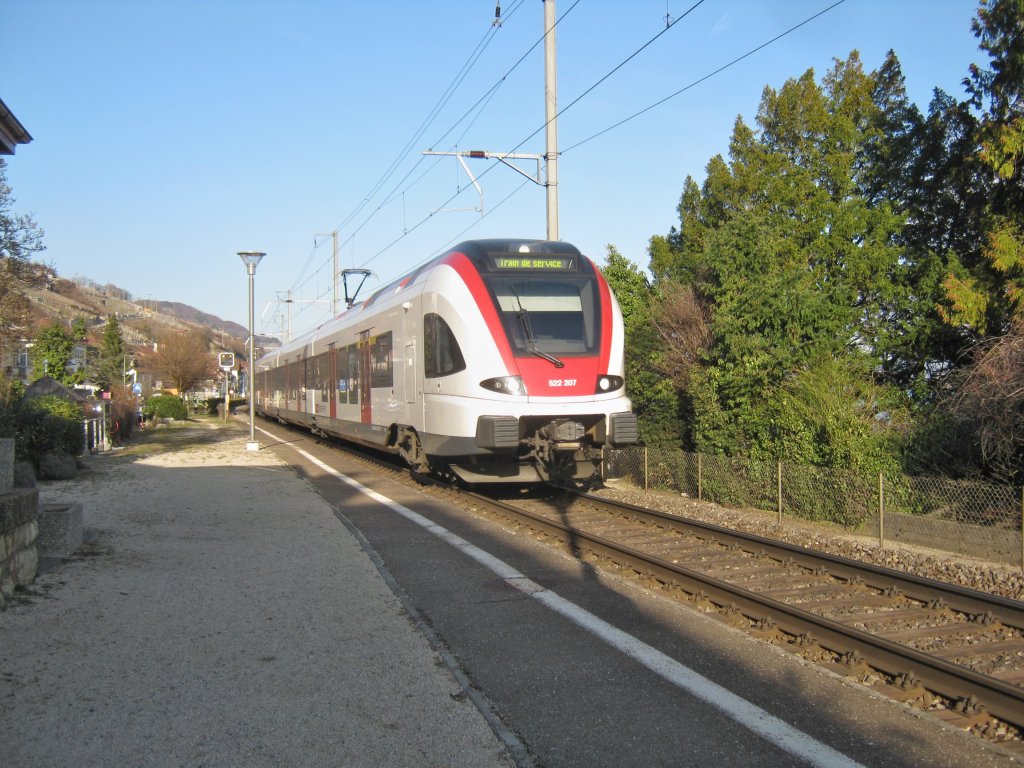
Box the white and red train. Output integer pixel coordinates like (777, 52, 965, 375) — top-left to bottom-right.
(253, 238, 638, 483)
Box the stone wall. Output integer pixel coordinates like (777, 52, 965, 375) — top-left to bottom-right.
(0, 437, 38, 605)
(0, 487, 39, 605)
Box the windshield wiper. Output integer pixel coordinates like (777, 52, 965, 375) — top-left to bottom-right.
(515, 298, 564, 369)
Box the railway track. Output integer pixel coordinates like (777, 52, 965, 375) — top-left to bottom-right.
(266, 420, 1024, 747)
(454, 486, 1024, 746)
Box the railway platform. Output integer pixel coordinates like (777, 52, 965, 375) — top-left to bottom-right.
(0, 420, 516, 767)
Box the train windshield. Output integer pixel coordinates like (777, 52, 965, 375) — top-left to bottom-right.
(488, 275, 600, 360)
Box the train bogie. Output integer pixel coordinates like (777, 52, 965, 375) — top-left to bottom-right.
(254, 239, 638, 484)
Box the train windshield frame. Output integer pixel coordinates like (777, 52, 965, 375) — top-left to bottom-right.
(484, 273, 600, 359)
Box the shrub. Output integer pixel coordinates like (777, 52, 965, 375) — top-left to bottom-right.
(109, 400, 138, 444)
(144, 394, 188, 421)
(14, 395, 85, 464)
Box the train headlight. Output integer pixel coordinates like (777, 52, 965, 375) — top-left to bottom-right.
(480, 376, 526, 395)
(596, 375, 624, 393)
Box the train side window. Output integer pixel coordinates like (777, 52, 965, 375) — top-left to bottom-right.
(371, 331, 394, 388)
(424, 313, 466, 378)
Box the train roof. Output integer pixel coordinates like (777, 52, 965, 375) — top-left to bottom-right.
(258, 238, 588, 364)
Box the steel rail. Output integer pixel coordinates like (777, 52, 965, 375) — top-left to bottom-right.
(463, 488, 1024, 731)
(564, 488, 1024, 629)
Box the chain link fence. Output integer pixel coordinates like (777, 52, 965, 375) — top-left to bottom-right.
(602, 446, 1024, 567)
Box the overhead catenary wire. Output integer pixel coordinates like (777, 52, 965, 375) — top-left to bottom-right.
(563, 0, 849, 154)
(277, 1, 848, 337)
(335, 0, 532, 237)
(354, 0, 847, 274)
(331, 0, 565, 258)
(282, 0, 571, 331)
(285, 176, 537, 332)
(353, 0, 686, 272)
(283, 0, 689, 332)
(286, 0, 528, 299)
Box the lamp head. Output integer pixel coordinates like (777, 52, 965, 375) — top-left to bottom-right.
(238, 251, 265, 271)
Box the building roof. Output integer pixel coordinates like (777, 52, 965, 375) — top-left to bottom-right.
(24, 376, 89, 402)
(0, 97, 32, 155)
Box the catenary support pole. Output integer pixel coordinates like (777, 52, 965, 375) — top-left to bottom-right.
(543, 0, 558, 240)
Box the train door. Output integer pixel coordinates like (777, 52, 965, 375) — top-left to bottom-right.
(347, 344, 359, 411)
(328, 344, 337, 420)
(359, 331, 372, 424)
(404, 342, 416, 403)
(287, 359, 296, 411)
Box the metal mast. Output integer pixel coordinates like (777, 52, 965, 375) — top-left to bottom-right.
(543, 0, 558, 240)
(315, 230, 340, 315)
(423, 3, 560, 239)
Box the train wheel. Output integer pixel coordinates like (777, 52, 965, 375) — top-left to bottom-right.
(547, 451, 601, 490)
(396, 427, 429, 474)
(545, 451, 577, 488)
(427, 458, 461, 486)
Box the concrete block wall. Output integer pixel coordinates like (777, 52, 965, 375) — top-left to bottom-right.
(37, 502, 83, 559)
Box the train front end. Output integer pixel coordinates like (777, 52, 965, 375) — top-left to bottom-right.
(423, 239, 639, 484)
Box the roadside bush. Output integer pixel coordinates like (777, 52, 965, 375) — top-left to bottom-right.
(109, 400, 138, 444)
(0, 378, 25, 440)
(0, 402, 14, 443)
(144, 394, 188, 421)
(14, 395, 84, 464)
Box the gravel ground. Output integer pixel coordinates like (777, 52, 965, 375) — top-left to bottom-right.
(592, 480, 1024, 601)
(2, 419, 514, 767)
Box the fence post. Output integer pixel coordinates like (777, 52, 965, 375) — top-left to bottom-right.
(878, 472, 885, 549)
(697, 453, 703, 502)
(1020, 486, 1023, 574)
(643, 447, 648, 494)
(600, 446, 605, 482)
(777, 460, 783, 524)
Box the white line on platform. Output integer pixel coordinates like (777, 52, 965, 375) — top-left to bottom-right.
(272, 431, 865, 768)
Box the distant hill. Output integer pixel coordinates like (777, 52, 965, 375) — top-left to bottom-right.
(25, 273, 280, 352)
(140, 300, 277, 348)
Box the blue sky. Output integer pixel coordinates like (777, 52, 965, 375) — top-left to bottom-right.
(3, 0, 984, 339)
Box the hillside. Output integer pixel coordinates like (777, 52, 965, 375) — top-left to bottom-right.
(138, 300, 249, 340)
(24, 273, 280, 354)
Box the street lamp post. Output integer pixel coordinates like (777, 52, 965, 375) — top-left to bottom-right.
(238, 251, 265, 451)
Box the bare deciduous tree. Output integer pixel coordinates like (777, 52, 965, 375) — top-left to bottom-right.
(943, 318, 1024, 483)
(652, 281, 712, 389)
(153, 330, 214, 396)
(0, 158, 47, 359)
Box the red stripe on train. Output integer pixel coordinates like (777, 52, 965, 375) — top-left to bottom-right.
(440, 249, 613, 395)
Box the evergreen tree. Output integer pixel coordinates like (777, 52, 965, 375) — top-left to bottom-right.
(943, 0, 1024, 328)
(656, 53, 912, 464)
(95, 316, 126, 392)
